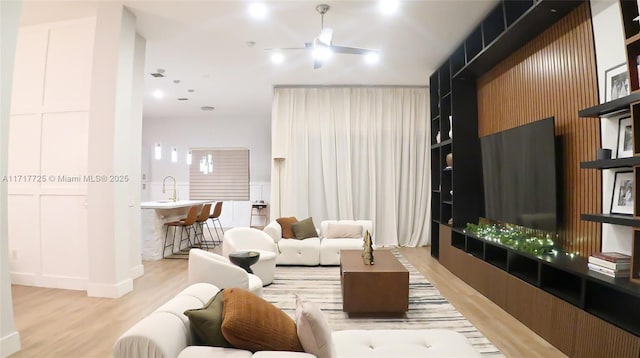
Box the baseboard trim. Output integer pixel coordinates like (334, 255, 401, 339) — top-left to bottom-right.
(87, 278, 133, 298)
(10, 272, 86, 291)
(130, 264, 144, 279)
(9, 272, 36, 286)
(1, 331, 21, 357)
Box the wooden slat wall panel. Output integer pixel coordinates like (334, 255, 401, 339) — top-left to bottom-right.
(534, 289, 578, 356)
(477, 4, 600, 257)
(574, 310, 640, 357)
(505, 276, 538, 329)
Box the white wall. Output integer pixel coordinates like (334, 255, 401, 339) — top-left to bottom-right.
(8, 3, 144, 298)
(591, 0, 632, 255)
(1, 1, 23, 356)
(9, 17, 95, 290)
(142, 115, 272, 227)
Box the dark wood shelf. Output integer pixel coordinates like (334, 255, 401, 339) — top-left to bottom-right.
(454, 0, 583, 79)
(466, 236, 484, 259)
(584, 278, 640, 336)
(580, 156, 640, 169)
(585, 272, 640, 297)
(431, 139, 452, 149)
(540, 263, 584, 307)
(625, 32, 640, 45)
(508, 252, 539, 285)
(543, 286, 582, 307)
(585, 308, 640, 337)
(451, 231, 466, 250)
(442, 200, 453, 205)
(443, 166, 453, 172)
(581, 213, 640, 227)
(577, 92, 640, 118)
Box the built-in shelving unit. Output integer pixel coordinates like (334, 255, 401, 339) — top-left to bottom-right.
(578, 92, 640, 117)
(580, 213, 640, 227)
(429, 62, 483, 259)
(453, 0, 583, 79)
(579, 95, 640, 230)
(430, 0, 640, 354)
(447, 228, 640, 337)
(575, 2, 640, 285)
(578, 102, 640, 264)
(621, 0, 640, 94)
(619, 0, 640, 284)
(430, 0, 585, 260)
(580, 156, 640, 169)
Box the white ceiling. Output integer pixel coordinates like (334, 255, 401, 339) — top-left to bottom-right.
(19, 0, 499, 119)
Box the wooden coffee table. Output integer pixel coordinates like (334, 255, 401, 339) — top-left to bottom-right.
(340, 249, 409, 315)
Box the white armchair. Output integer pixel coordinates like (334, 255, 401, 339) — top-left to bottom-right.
(222, 227, 278, 285)
(187, 248, 263, 297)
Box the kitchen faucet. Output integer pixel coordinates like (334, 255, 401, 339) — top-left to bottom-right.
(162, 176, 177, 202)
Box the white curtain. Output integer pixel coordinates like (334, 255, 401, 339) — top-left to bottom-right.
(270, 87, 430, 247)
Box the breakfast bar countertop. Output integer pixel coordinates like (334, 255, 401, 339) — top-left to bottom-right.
(140, 200, 211, 210)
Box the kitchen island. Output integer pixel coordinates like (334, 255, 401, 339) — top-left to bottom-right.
(140, 200, 211, 260)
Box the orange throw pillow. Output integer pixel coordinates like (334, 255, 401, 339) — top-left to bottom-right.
(221, 288, 303, 353)
(276, 216, 298, 238)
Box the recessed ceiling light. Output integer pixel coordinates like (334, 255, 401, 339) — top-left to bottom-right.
(365, 52, 380, 64)
(248, 3, 267, 19)
(379, 0, 399, 15)
(271, 52, 285, 64)
(152, 89, 164, 99)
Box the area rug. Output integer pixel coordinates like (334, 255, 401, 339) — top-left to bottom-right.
(262, 250, 504, 357)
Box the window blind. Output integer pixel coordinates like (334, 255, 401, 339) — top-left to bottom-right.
(189, 148, 249, 201)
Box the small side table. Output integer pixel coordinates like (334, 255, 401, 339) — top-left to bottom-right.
(228, 251, 260, 274)
(250, 203, 268, 229)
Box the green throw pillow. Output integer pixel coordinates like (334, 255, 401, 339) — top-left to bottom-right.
(184, 290, 233, 348)
(291, 217, 318, 239)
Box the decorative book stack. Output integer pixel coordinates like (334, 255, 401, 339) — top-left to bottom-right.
(587, 252, 631, 278)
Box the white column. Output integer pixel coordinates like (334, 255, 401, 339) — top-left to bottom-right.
(129, 33, 146, 279)
(86, 4, 142, 297)
(1, 1, 23, 356)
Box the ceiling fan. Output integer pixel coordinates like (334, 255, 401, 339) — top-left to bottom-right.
(271, 3, 380, 69)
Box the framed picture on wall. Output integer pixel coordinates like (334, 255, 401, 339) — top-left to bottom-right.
(611, 171, 634, 215)
(617, 116, 633, 158)
(605, 63, 630, 101)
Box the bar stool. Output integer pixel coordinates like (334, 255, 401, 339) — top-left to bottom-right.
(163, 205, 200, 259)
(208, 201, 224, 244)
(194, 203, 214, 249)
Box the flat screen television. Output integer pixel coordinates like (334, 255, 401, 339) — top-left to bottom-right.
(480, 117, 558, 232)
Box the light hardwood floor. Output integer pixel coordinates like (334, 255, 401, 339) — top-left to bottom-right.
(9, 246, 566, 357)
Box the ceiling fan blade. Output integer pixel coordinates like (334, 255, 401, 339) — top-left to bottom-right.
(318, 28, 333, 46)
(330, 45, 376, 55)
(265, 47, 306, 51)
(313, 59, 323, 70)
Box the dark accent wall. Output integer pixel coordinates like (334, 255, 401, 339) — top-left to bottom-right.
(477, 3, 600, 256)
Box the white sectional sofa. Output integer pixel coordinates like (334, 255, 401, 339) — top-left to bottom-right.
(263, 220, 373, 266)
(113, 283, 482, 358)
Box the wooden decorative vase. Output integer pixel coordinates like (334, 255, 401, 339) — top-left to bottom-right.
(446, 153, 453, 167)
